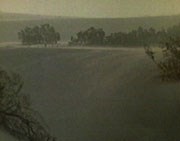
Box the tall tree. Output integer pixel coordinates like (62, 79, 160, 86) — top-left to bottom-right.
(18, 24, 61, 47)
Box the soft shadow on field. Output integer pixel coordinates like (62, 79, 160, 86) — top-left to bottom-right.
(0, 130, 18, 141)
(0, 47, 180, 141)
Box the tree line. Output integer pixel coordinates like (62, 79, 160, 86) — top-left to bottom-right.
(69, 24, 180, 46)
(105, 27, 167, 46)
(18, 24, 60, 46)
(18, 23, 180, 47)
(69, 26, 169, 46)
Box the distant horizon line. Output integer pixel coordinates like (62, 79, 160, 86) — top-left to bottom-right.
(1, 10, 180, 19)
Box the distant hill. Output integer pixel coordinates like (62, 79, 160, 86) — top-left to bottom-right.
(0, 12, 57, 21)
(1, 12, 180, 42)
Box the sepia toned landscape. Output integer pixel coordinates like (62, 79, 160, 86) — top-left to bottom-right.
(1, 1, 180, 141)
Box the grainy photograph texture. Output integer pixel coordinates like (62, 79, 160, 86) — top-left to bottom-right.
(0, 0, 180, 141)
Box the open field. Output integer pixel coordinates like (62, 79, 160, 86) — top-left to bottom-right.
(0, 47, 180, 141)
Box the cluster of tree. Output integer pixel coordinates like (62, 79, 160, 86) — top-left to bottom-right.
(145, 24, 180, 81)
(105, 27, 167, 46)
(18, 23, 180, 47)
(69, 26, 168, 46)
(69, 27, 105, 46)
(167, 23, 180, 38)
(145, 37, 180, 81)
(18, 24, 60, 46)
(0, 68, 56, 141)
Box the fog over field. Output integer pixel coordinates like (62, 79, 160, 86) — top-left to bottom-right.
(1, 12, 180, 42)
(0, 47, 180, 141)
(1, 0, 180, 141)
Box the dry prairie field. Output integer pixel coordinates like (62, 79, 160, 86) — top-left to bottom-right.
(0, 46, 180, 141)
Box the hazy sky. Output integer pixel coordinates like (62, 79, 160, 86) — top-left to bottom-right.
(0, 0, 180, 18)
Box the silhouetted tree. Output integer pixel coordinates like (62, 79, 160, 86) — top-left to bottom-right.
(0, 68, 56, 141)
(18, 24, 60, 47)
(105, 26, 167, 46)
(69, 27, 105, 46)
(70, 23, 180, 47)
(145, 37, 180, 81)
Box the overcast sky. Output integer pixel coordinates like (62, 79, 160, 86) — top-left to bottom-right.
(0, 0, 180, 18)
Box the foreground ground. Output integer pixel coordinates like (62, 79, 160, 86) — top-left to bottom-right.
(0, 47, 180, 141)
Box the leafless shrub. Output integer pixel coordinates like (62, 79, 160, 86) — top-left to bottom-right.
(0, 68, 56, 141)
(145, 37, 180, 81)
